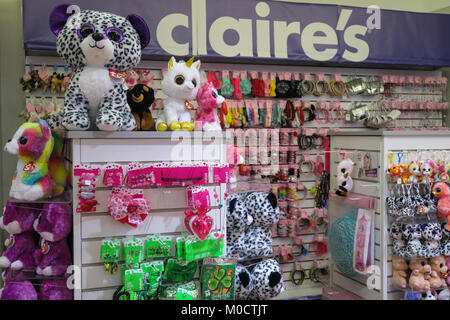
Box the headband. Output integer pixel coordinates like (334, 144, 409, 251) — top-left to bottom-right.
(329, 80, 346, 96)
(296, 209, 315, 233)
(314, 80, 329, 96)
(314, 102, 330, 125)
(299, 79, 315, 95)
(298, 135, 314, 150)
(290, 262, 306, 286)
(303, 104, 316, 122)
(296, 182, 308, 200)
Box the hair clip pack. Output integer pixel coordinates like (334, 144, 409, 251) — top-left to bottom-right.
(74, 165, 101, 213)
(126, 163, 157, 188)
(103, 163, 125, 187)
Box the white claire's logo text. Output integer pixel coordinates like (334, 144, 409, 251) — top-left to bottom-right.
(156, 1, 381, 62)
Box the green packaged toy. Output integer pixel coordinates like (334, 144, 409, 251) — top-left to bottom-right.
(145, 235, 172, 258)
(200, 258, 236, 300)
(100, 238, 121, 274)
(176, 232, 226, 263)
(123, 237, 145, 265)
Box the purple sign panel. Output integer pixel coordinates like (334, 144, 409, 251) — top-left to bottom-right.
(23, 0, 450, 67)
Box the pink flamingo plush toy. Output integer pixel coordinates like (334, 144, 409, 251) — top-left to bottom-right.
(432, 182, 450, 231)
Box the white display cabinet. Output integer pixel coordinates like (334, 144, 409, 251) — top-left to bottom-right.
(67, 131, 228, 300)
(328, 130, 450, 300)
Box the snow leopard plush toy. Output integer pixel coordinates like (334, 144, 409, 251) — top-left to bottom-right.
(48, 4, 150, 131)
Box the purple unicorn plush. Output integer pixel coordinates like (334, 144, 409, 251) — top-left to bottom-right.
(0, 279, 37, 300)
(33, 203, 72, 242)
(0, 268, 37, 300)
(38, 279, 73, 300)
(0, 202, 42, 234)
(34, 238, 72, 276)
(0, 231, 38, 271)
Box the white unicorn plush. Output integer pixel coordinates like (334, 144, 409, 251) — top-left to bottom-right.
(156, 56, 201, 131)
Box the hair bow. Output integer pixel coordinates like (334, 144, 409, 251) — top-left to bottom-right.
(108, 187, 150, 228)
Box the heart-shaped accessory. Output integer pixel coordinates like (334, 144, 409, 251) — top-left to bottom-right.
(184, 207, 213, 240)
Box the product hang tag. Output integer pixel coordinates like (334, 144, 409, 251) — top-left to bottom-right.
(109, 70, 127, 79)
(23, 162, 38, 173)
(185, 100, 195, 110)
(40, 238, 50, 255)
(4, 235, 14, 248)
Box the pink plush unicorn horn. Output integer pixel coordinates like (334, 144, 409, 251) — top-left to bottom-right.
(195, 82, 225, 131)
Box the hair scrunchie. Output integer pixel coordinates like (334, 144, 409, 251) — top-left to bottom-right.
(239, 78, 252, 96)
(220, 77, 234, 98)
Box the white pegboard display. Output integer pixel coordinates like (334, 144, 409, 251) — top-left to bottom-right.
(67, 132, 228, 300)
(329, 130, 450, 300)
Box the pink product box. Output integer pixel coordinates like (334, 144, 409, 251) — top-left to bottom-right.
(158, 165, 209, 186)
(187, 186, 211, 208)
(212, 165, 230, 184)
(74, 167, 101, 177)
(126, 166, 159, 188)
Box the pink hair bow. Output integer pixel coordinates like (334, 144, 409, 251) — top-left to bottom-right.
(108, 187, 150, 228)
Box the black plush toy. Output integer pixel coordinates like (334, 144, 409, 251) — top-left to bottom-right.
(126, 84, 156, 131)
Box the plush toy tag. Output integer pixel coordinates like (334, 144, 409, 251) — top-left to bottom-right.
(4, 235, 14, 248)
(109, 70, 127, 79)
(23, 162, 38, 173)
(185, 101, 195, 110)
(40, 239, 50, 254)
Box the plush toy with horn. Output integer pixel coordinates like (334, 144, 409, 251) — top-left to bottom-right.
(156, 56, 201, 131)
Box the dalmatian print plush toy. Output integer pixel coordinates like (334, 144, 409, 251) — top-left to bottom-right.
(48, 4, 150, 131)
(420, 223, 442, 258)
(226, 192, 279, 260)
(440, 222, 450, 256)
(390, 222, 406, 258)
(402, 224, 424, 258)
(235, 259, 284, 300)
(226, 192, 284, 299)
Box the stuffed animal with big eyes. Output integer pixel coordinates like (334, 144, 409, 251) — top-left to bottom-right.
(389, 223, 406, 257)
(335, 150, 354, 197)
(420, 223, 442, 258)
(155, 57, 201, 131)
(403, 224, 424, 258)
(195, 82, 225, 131)
(407, 161, 421, 184)
(47, 4, 150, 131)
(419, 160, 433, 183)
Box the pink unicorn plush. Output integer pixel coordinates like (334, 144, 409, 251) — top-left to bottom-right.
(195, 82, 225, 131)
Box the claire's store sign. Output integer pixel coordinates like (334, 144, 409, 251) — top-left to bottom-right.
(23, 0, 450, 67)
